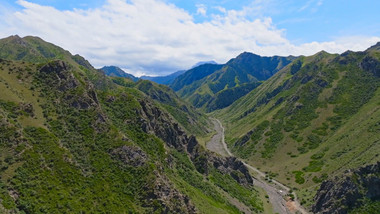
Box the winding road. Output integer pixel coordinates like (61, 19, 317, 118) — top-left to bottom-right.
(207, 118, 308, 214)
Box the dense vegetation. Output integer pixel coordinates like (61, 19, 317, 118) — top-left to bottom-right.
(0, 35, 263, 213)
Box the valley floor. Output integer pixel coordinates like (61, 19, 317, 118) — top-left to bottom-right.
(206, 118, 308, 214)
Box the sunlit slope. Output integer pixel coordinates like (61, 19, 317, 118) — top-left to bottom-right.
(215, 43, 380, 207)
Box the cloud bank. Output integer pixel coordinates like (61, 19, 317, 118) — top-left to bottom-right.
(1, 0, 379, 76)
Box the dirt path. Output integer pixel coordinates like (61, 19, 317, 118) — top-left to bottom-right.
(206, 118, 308, 214)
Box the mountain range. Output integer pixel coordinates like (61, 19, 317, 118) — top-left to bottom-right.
(0, 35, 264, 213)
(0, 35, 379, 213)
(140, 70, 186, 85)
(101, 61, 217, 86)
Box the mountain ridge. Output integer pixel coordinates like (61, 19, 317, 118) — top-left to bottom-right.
(100, 65, 139, 81)
(140, 69, 186, 85)
(171, 52, 295, 112)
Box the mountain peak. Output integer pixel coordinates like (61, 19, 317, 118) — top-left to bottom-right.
(366, 41, 380, 51)
(9, 34, 21, 39)
(100, 66, 138, 81)
(6, 35, 27, 46)
(191, 60, 217, 68)
(237, 51, 259, 58)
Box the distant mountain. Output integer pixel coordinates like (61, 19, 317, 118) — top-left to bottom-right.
(171, 53, 295, 112)
(191, 60, 217, 68)
(140, 69, 186, 85)
(140, 61, 217, 85)
(100, 66, 138, 81)
(171, 63, 224, 91)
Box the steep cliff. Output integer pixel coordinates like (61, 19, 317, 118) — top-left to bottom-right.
(313, 162, 380, 214)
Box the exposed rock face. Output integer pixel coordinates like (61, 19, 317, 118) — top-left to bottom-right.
(312, 162, 380, 214)
(39, 60, 78, 91)
(145, 171, 197, 214)
(234, 130, 254, 147)
(39, 60, 100, 110)
(360, 55, 380, 77)
(137, 99, 190, 151)
(110, 145, 147, 167)
(211, 156, 253, 186)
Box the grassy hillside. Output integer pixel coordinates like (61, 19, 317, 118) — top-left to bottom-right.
(0, 36, 264, 213)
(215, 43, 380, 210)
(173, 53, 294, 112)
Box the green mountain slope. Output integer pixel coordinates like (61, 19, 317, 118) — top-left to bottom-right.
(215, 43, 380, 211)
(0, 36, 264, 213)
(172, 52, 295, 112)
(100, 66, 139, 81)
(0, 35, 93, 70)
(171, 63, 223, 91)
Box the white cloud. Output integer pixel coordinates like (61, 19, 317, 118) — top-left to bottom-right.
(196, 4, 207, 16)
(298, 0, 323, 13)
(0, 0, 379, 76)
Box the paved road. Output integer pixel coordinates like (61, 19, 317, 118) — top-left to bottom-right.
(206, 118, 308, 214)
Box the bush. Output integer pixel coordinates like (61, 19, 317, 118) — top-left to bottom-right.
(292, 171, 305, 184)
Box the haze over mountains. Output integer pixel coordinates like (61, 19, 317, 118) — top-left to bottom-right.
(0, 35, 379, 214)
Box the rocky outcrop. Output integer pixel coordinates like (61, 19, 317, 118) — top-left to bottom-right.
(39, 60, 79, 91)
(137, 99, 189, 150)
(211, 156, 253, 186)
(144, 171, 196, 214)
(312, 162, 380, 214)
(235, 130, 254, 147)
(38, 60, 101, 110)
(137, 98, 254, 186)
(110, 145, 147, 167)
(360, 55, 380, 77)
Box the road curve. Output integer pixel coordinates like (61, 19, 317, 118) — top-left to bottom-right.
(207, 118, 309, 214)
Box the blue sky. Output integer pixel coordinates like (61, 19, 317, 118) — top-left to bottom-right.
(1, 0, 380, 76)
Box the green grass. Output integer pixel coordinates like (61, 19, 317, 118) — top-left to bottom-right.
(209, 168, 263, 212)
(350, 200, 380, 214)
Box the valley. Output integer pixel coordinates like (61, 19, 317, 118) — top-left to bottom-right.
(0, 35, 379, 213)
(207, 118, 307, 214)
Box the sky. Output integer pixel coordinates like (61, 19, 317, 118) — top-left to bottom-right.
(1, 0, 380, 76)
